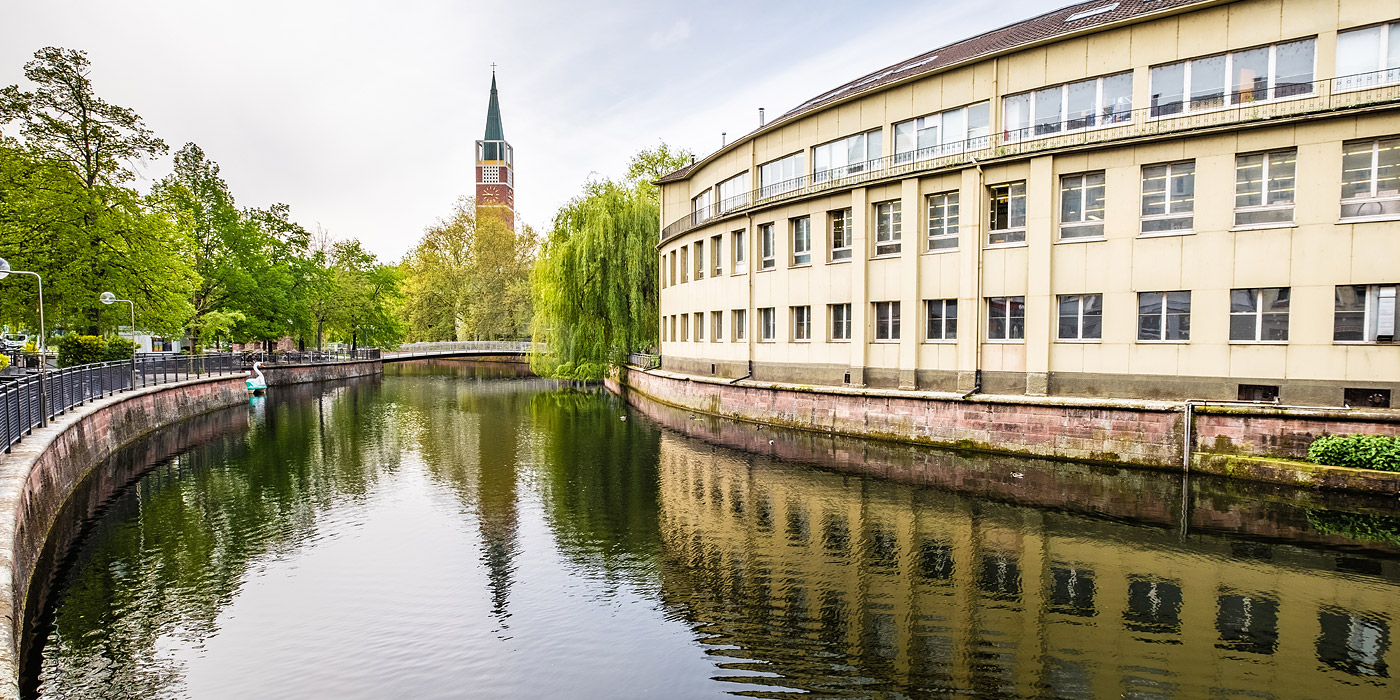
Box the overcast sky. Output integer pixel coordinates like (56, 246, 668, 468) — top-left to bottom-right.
(2, 0, 1052, 262)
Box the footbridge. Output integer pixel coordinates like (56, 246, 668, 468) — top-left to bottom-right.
(380, 341, 538, 362)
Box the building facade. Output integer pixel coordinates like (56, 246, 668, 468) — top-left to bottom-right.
(476, 71, 516, 231)
(656, 0, 1400, 408)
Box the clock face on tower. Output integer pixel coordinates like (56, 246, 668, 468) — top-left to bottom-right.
(475, 71, 515, 231)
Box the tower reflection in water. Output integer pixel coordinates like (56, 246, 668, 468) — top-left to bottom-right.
(644, 403, 1397, 698)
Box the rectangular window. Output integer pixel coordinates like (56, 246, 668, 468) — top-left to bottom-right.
(1340, 137, 1400, 219)
(1230, 287, 1290, 342)
(1238, 384, 1279, 402)
(874, 200, 902, 256)
(679, 246, 689, 283)
(988, 182, 1027, 244)
(874, 301, 901, 341)
(711, 311, 724, 341)
(660, 255, 667, 289)
(759, 153, 805, 198)
(759, 307, 776, 342)
(925, 299, 958, 341)
(733, 229, 746, 272)
(695, 311, 705, 341)
(791, 217, 812, 265)
(1137, 291, 1191, 341)
(670, 315, 677, 342)
(680, 313, 690, 341)
(694, 240, 704, 280)
(792, 306, 812, 341)
(669, 251, 676, 286)
(813, 129, 882, 182)
(759, 224, 775, 270)
(1060, 172, 1106, 239)
(1335, 21, 1400, 92)
(711, 235, 723, 276)
(986, 296, 1026, 341)
(1345, 388, 1391, 408)
(1003, 72, 1132, 141)
(926, 192, 959, 250)
(1057, 294, 1103, 340)
(1234, 149, 1296, 226)
(830, 303, 852, 341)
(830, 208, 852, 260)
(1334, 284, 1398, 342)
(692, 188, 713, 224)
(733, 309, 747, 341)
(1141, 161, 1195, 233)
(1149, 38, 1316, 116)
(894, 102, 991, 163)
(717, 171, 751, 213)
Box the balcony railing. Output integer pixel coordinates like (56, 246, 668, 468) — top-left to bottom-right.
(660, 70, 1400, 245)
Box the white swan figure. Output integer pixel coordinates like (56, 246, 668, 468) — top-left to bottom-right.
(246, 361, 267, 392)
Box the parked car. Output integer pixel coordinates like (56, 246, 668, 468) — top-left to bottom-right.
(2, 333, 28, 350)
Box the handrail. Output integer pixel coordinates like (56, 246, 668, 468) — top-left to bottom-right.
(660, 69, 1400, 245)
(384, 341, 540, 357)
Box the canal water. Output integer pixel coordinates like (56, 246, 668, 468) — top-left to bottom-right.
(24, 361, 1400, 698)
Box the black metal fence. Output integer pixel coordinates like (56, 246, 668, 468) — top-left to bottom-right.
(239, 348, 379, 365)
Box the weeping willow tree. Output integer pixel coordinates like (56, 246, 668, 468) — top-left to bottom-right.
(532, 145, 691, 379)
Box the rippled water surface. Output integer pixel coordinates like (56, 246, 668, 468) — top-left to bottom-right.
(27, 361, 1400, 698)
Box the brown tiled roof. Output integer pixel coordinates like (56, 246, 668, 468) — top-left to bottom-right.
(657, 0, 1221, 183)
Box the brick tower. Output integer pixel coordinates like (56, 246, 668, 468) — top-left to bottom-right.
(475, 69, 515, 231)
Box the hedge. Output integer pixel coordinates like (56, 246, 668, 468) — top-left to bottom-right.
(1307, 434, 1400, 472)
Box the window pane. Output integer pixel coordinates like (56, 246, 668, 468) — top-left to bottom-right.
(1067, 79, 1097, 129)
(1142, 165, 1168, 215)
(1231, 289, 1258, 314)
(1010, 182, 1027, 227)
(967, 102, 990, 140)
(1231, 47, 1270, 103)
(1229, 315, 1257, 341)
(1102, 72, 1132, 122)
(1004, 93, 1031, 139)
(1169, 162, 1195, 211)
(1275, 39, 1315, 96)
(946, 301, 957, 339)
(1261, 312, 1289, 341)
(1167, 312, 1191, 341)
(942, 109, 966, 148)
(895, 121, 916, 155)
(1035, 86, 1063, 134)
(1378, 137, 1400, 196)
(1236, 154, 1264, 208)
(1139, 311, 1162, 341)
(1266, 151, 1296, 205)
(1191, 55, 1227, 109)
(1085, 172, 1106, 220)
(1338, 27, 1382, 78)
(1009, 297, 1026, 339)
(1062, 175, 1084, 221)
(1151, 62, 1186, 116)
(1082, 311, 1102, 340)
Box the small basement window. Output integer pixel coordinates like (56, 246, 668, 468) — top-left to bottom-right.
(1238, 384, 1279, 402)
(1344, 388, 1391, 408)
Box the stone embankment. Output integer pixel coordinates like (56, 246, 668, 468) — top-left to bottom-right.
(0, 359, 381, 698)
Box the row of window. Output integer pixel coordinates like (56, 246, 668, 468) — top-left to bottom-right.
(662, 284, 1398, 344)
(691, 23, 1400, 213)
(662, 136, 1398, 284)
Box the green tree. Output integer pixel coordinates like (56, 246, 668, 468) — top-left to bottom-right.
(530, 145, 691, 379)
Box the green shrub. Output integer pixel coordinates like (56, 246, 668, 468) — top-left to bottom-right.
(1307, 434, 1400, 472)
(102, 337, 137, 361)
(56, 334, 106, 367)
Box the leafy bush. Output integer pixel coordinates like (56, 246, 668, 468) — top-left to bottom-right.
(56, 334, 106, 367)
(1307, 434, 1400, 472)
(103, 337, 138, 361)
(0, 354, 9, 370)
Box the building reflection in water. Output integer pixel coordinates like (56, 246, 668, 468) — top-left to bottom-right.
(640, 398, 1399, 698)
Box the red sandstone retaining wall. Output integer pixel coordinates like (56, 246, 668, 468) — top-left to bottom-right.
(1192, 406, 1400, 460)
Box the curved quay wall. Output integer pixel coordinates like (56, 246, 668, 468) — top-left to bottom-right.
(0, 359, 382, 698)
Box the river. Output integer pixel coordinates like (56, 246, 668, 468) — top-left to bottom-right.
(25, 361, 1400, 698)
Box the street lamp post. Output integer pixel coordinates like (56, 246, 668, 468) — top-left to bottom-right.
(0, 258, 47, 427)
(100, 292, 138, 390)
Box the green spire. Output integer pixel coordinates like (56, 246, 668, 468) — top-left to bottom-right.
(484, 72, 504, 142)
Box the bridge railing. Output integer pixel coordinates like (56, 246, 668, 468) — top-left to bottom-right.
(385, 341, 540, 357)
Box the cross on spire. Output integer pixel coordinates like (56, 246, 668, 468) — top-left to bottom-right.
(491, 62, 496, 74)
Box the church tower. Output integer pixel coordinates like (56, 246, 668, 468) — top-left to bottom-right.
(475, 69, 515, 231)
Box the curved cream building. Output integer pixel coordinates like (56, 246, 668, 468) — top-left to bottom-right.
(656, 0, 1400, 407)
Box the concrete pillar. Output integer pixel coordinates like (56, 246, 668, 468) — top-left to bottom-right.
(957, 167, 983, 393)
(899, 177, 921, 390)
(1025, 155, 1055, 396)
(850, 188, 869, 386)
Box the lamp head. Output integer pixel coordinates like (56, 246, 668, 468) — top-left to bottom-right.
(0, 258, 10, 280)
(100, 291, 117, 305)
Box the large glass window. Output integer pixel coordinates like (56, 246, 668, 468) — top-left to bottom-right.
(814, 130, 881, 182)
(732, 229, 746, 272)
(1058, 294, 1103, 340)
(874, 200, 902, 256)
(733, 309, 746, 341)
(874, 301, 900, 341)
(988, 182, 1027, 245)
(1334, 284, 1398, 342)
(759, 153, 805, 198)
(791, 217, 812, 265)
(759, 307, 775, 342)
(680, 313, 689, 341)
(679, 246, 688, 283)
(1149, 39, 1315, 116)
(717, 171, 751, 214)
(695, 311, 704, 341)
(987, 296, 1026, 341)
(711, 311, 724, 342)
(792, 306, 812, 341)
(694, 240, 704, 280)
(1060, 172, 1106, 239)
(1002, 72, 1132, 141)
(1230, 288, 1291, 342)
(1234, 149, 1296, 226)
(1336, 21, 1400, 92)
(760, 224, 775, 270)
(1138, 291, 1191, 341)
(711, 235, 723, 276)
(692, 189, 713, 225)
(925, 299, 957, 341)
(1341, 137, 1400, 219)
(894, 102, 991, 163)
(927, 192, 959, 251)
(1141, 161, 1195, 233)
(830, 208, 852, 261)
(830, 303, 852, 341)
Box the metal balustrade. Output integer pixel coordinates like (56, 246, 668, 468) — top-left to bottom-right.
(384, 341, 540, 358)
(660, 70, 1400, 245)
